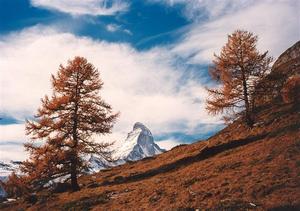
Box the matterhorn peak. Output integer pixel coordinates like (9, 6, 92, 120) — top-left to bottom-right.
(133, 122, 148, 130)
(133, 122, 152, 136)
(88, 122, 165, 172)
(124, 122, 165, 160)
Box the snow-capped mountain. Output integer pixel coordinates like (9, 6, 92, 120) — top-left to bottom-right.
(115, 122, 165, 161)
(0, 123, 165, 177)
(0, 161, 21, 181)
(89, 122, 165, 171)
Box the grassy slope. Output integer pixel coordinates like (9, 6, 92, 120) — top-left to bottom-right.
(2, 102, 300, 211)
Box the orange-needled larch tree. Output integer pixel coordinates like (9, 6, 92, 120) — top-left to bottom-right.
(24, 56, 119, 191)
(206, 30, 272, 126)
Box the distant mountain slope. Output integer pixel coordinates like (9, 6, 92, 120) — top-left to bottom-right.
(1, 41, 300, 210)
(0, 161, 21, 182)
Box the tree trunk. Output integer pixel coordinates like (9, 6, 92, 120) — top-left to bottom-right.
(70, 104, 80, 191)
(242, 74, 253, 127)
(70, 70, 80, 191)
(71, 111, 79, 191)
(70, 158, 80, 191)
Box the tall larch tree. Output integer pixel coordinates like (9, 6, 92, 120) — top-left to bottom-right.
(206, 30, 272, 126)
(24, 57, 119, 191)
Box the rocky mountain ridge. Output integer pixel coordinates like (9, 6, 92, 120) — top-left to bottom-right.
(0, 161, 21, 182)
(273, 40, 300, 70)
(89, 122, 165, 171)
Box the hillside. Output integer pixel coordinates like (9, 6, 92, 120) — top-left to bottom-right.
(1, 42, 299, 210)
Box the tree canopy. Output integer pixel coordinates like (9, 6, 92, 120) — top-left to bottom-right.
(206, 30, 272, 126)
(23, 56, 119, 191)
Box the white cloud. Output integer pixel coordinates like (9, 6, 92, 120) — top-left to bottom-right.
(123, 29, 132, 35)
(0, 144, 29, 162)
(0, 25, 218, 161)
(169, 0, 300, 64)
(106, 24, 132, 35)
(157, 139, 182, 150)
(148, 0, 256, 20)
(0, 124, 26, 143)
(106, 24, 120, 32)
(30, 0, 129, 16)
(0, 124, 28, 162)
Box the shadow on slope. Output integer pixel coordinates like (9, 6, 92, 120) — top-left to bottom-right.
(102, 120, 300, 186)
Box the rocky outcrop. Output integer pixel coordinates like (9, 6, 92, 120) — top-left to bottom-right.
(273, 40, 300, 71)
(254, 40, 300, 106)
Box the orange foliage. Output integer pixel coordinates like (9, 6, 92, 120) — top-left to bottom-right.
(206, 30, 272, 126)
(24, 57, 119, 191)
(3, 172, 30, 198)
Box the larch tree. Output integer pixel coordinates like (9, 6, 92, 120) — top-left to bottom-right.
(206, 30, 272, 126)
(24, 56, 119, 191)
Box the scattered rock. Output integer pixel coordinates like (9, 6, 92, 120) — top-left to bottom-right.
(149, 194, 160, 203)
(149, 189, 164, 203)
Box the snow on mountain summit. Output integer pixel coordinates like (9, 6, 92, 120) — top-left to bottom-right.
(120, 122, 165, 161)
(0, 161, 21, 181)
(133, 122, 151, 134)
(89, 122, 165, 171)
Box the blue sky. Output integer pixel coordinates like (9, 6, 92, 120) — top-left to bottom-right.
(0, 0, 299, 161)
(0, 0, 190, 49)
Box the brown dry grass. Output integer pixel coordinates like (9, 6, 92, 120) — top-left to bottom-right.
(2, 102, 300, 211)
